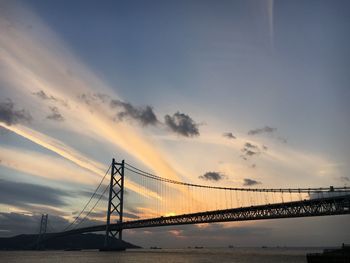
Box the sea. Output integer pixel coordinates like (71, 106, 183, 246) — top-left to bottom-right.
(0, 247, 323, 263)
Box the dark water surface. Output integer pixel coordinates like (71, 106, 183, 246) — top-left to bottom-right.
(0, 248, 322, 263)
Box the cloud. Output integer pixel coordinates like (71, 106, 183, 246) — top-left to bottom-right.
(0, 99, 32, 125)
(79, 190, 108, 201)
(242, 178, 261, 186)
(32, 90, 69, 107)
(123, 212, 140, 219)
(0, 179, 70, 207)
(110, 99, 158, 126)
(248, 126, 277, 135)
(0, 212, 69, 237)
(78, 93, 102, 106)
(245, 150, 257, 156)
(32, 90, 52, 100)
(78, 94, 159, 126)
(248, 126, 288, 144)
(0, 126, 163, 206)
(46, 107, 64, 121)
(223, 132, 236, 139)
(0, 5, 188, 222)
(199, 172, 225, 181)
(244, 142, 259, 149)
(84, 94, 200, 139)
(80, 210, 106, 219)
(241, 142, 260, 160)
(94, 93, 109, 103)
(0, 144, 162, 212)
(164, 112, 199, 137)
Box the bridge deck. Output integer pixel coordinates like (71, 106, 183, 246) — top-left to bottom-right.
(50, 194, 350, 238)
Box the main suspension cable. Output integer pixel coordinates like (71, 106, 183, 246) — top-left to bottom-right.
(62, 163, 111, 231)
(71, 184, 109, 230)
(125, 162, 349, 193)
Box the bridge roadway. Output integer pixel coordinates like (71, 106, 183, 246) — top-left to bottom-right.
(50, 194, 350, 238)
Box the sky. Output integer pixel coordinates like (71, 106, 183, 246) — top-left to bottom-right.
(0, 0, 350, 247)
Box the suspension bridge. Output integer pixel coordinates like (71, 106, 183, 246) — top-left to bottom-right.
(36, 158, 350, 249)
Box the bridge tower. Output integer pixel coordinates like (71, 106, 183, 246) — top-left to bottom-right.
(36, 214, 48, 249)
(104, 158, 125, 247)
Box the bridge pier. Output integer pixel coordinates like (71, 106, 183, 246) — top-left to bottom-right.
(102, 158, 125, 251)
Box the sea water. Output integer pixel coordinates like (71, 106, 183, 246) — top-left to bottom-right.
(0, 247, 322, 263)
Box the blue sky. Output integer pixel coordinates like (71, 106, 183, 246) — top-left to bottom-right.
(0, 0, 349, 247)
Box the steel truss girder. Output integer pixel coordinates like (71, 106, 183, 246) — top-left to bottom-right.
(51, 194, 350, 238)
(115, 194, 350, 230)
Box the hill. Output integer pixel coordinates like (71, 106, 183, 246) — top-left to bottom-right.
(0, 233, 140, 250)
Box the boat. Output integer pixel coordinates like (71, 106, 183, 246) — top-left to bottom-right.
(307, 244, 350, 262)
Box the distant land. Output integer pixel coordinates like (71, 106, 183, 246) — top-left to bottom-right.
(0, 233, 140, 250)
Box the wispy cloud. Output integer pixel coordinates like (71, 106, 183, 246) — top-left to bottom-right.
(0, 5, 186, 189)
(244, 142, 259, 149)
(248, 126, 276, 136)
(241, 142, 260, 159)
(32, 90, 69, 107)
(223, 132, 236, 139)
(248, 126, 287, 143)
(1, 1, 343, 228)
(46, 106, 64, 121)
(0, 145, 100, 184)
(0, 178, 70, 207)
(33, 90, 52, 100)
(0, 123, 105, 176)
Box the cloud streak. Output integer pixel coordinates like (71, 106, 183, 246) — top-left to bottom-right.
(248, 126, 276, 136)
(0, 123, 105, 176)
(0, 145, 100, 185)
(0, 212, 69, 237)
(0, 7, 194, 200)
(0, 178, 70, 207)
